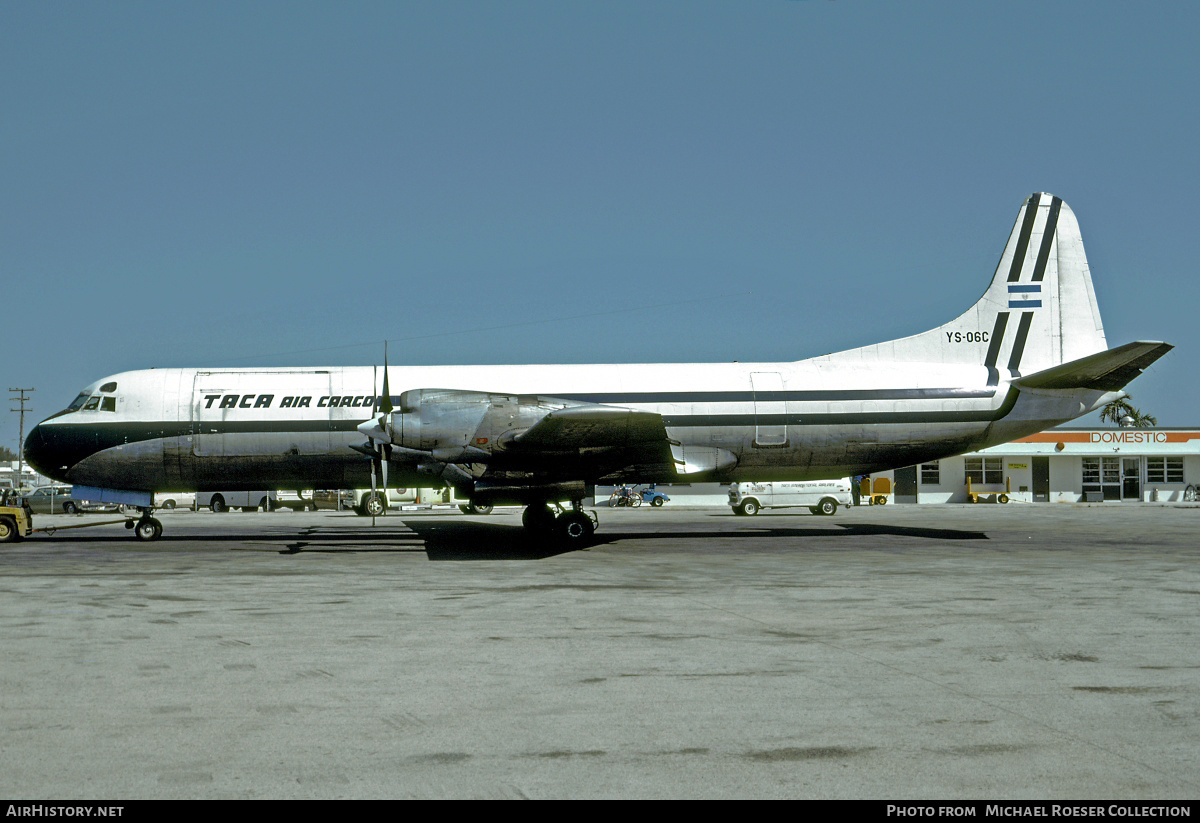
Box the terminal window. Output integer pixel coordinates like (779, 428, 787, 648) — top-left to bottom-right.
(1082, 457, 1121, 485)
(920, 462, 940, 485)
(965, 457, 1002, 485)
(1146, 457, 1184, 484)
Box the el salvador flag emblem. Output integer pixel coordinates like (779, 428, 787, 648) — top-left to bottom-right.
(1008, 284, 1041, 308)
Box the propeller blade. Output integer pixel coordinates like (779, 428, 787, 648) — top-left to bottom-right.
(369, 443, 378, 517)
(379, 340, 394, 416)
(380, 444, 389, 516)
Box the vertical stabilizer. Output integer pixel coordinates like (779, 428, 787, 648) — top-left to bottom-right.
(827, 193, 1108, 378)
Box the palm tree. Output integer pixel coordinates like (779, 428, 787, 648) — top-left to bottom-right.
(1100, 394, 1157, 428)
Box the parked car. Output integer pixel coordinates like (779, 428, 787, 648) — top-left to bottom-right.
(637, 485, 670, 507)
(348, 488, 409, 516)
(154, 491, 196, 510)
(22, 485, 110, 514)
(275, 490, 315, 511)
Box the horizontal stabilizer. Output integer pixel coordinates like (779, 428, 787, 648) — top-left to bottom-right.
(1013, 341, 1172, 392)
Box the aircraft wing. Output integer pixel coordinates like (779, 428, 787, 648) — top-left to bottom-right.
(502, 402, 684, 481)
(513, 404, 670, 450)
(1014, 341, 1172, 392)
(510, 404, 739, 478)
(369, 389, 738, 484)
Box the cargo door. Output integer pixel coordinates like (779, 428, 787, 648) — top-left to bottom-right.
(192, 371, 333, 457)
(192, 372, 229, 457)
(751, 372, 788, 448)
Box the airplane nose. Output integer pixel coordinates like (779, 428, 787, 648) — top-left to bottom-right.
(23, 424, 48, 475)
(23, 423, 67, 483)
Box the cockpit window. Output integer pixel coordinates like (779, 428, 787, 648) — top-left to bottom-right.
(101, 397, 116, 412)
(99, 382, 117, 393)
(67, 392, 90, 412)
(83, 396, 101, 411)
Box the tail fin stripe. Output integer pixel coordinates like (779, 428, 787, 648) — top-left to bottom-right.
(984, 311, 1010, 386)
(1007, 312, 1035, 376)
(1031, 196, 1063, 282)
(1007, 193, 1041, 282)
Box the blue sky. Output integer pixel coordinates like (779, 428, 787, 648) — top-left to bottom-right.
(3, 1, 1197, 456)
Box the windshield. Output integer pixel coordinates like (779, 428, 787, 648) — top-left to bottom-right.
(66, 392, 90, 412)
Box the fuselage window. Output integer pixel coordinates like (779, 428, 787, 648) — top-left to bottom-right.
(83, 396, 101, 411)
(101, 397, 117, 412)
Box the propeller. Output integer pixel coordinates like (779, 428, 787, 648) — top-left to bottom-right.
(355, 342, 394, 517)
(378, 344, 393, 510)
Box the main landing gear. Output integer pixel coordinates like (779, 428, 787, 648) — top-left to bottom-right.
(522, 501, 598, 545)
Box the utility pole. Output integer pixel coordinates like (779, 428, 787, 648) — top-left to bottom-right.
(9, 387, 34, 485)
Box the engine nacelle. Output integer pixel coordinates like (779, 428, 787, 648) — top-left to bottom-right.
(381, 389, 579, 458)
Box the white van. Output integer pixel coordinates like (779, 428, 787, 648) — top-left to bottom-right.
(728, 479, 853, 516)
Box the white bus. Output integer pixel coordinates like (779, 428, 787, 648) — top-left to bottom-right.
(196, 491, 277, 512)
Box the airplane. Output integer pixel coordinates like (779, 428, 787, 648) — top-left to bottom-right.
(23, 193, 1171, 543)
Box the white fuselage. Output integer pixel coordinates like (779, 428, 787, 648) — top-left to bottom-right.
(27, 357, 1110, 494)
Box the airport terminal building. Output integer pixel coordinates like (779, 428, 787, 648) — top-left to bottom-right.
(892, 428, 1200, 504)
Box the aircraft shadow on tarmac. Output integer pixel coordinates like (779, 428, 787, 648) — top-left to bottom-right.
(392, 518, 991, 560)
(32, 517, 986, 560)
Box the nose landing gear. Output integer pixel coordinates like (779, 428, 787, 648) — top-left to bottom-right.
(132, 515, 163, 541)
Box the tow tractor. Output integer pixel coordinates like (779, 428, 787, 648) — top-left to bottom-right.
(0, 489, 163, 542)
(0, 491, 33, 542)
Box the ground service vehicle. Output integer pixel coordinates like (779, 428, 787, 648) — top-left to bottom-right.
(0, 493, 34, 542)
(729, 479, 853, 516)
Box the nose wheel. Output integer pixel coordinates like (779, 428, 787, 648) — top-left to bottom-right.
(132, 515, 163, 541)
